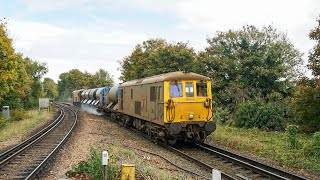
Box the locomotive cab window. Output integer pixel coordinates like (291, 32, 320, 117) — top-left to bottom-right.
(196, 82, 207, 97)
(170, 82, 182, 98)
(185, 82, 194, 97)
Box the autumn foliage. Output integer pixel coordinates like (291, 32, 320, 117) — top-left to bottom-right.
(0, 21, 49, 109)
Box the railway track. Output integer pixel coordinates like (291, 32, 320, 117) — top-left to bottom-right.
(172, 142, 308, 180)
(196, 143, 307, 180)
(102, 113, 308, 180)
(0, 102, 77, 180)
(103, 115, 236, 179)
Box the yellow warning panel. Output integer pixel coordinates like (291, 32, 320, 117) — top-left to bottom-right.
(121, 164, 135, 180)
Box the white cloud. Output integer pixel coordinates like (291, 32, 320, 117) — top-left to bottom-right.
(6, 0, 319, 82)
(6, 19, 148, 84)
(19, 0, 89, 12)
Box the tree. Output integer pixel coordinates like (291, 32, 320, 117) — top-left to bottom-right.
(0, 22, 31, 108)
(119, 38, 197, 81)
(58, 69, 113, 100)
(92, 69, 114, 88)
(308, 15, 320, 77)
(23, 57, 48, 108)
(291, 78, 320, 132)
(290, 16, 320, 132)
(43, 78, 58, 99)
(58, 69, 85, 100)
(198, 25, 303, 110)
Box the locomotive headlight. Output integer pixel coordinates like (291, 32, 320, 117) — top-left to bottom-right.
(189, 114, 194, 119)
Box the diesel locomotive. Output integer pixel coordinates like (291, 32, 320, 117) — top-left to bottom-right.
(72, 71, 216, 144)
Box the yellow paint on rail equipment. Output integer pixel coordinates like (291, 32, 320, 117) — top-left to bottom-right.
(121, 164, 135, 180)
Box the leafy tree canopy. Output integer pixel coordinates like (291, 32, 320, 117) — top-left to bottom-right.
(58, 69, 113, 100)
(291, 16, 320, 133)
(0, 22, 30, 108)
(43, 78, 58, 99)
(309, 15, 320, 77)
(290, 78, 320, 132)
(198, 25, 303, 110)
(119, 38, 197, 81)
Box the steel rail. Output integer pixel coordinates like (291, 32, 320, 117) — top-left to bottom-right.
(25, 104, 78, 179)
(0, 105, 65, 165)
(156, 141, 237, 180)
(0, 102, 78, 179)
(197, 143, 307, 180)
(105, 115, 237, 180)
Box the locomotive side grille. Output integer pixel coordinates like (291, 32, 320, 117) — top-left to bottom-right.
(135, 101, 141, 115)
(150, 86, 156, 101)
(119, 89, 124, 110)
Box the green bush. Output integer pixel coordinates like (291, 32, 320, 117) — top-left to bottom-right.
(235, 100, 286, 131)
(291, 78, 320, 133)
(213, 107, 230, 124)
(67, 148, 120, 180)
(11, 109, 29, 121)
(235, 100, 261, 129)
(286, 125, 300, 149)
(0, 115, 5, 129)
(303, 131, 320, 160)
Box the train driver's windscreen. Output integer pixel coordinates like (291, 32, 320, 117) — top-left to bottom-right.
(170, 82, 183, 97)
(186, 82, 194, 97)
(196, 82, 207, 96)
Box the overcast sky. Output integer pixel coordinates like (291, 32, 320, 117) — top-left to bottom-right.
(1, 0, 319, 84)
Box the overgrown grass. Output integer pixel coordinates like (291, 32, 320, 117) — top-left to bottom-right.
(207, 125, 320, 174)
(0, 110, 54, 141)
(68, 145, 186, 180)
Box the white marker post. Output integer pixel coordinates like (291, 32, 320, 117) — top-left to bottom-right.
(212, 169, 221, 180)
(102, 151, 109, 180)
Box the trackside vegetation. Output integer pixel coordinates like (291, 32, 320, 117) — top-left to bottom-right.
(207, 124, 320, 174)
(0, 110, 54, 141)
(0, 20, 57, 109)
(67, 146, 186, 179)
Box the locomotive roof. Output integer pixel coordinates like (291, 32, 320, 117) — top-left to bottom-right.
(120, 71, 210, 87)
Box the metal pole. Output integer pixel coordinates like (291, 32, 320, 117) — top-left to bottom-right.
(103, 165, 107, 180)
(102, 151, 109, 180)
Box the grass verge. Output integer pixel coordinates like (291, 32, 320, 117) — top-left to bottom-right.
(207, 125, 320, 175)
(0, 110, 54, 141)
(67, 145, 186, 180)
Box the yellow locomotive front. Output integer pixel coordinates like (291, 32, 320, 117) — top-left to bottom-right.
(163, 77, 216, 143)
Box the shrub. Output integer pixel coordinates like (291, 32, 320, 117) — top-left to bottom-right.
(235, 100, 286, 131)
(67, 148, 120, 180)
(234, 100, 260, 129)
(11, 109, 29, 121)
(0, 115, 5, 129)
(303, 131, 320, 160)
(291, 78, 320, 133)
(213, 107, 230, 124)
(286, 125, 300, 149)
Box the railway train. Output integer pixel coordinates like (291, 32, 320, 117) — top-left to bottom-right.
(72, 71, 216, 144)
